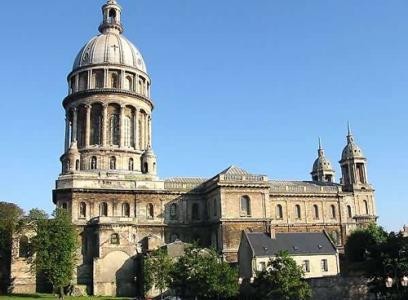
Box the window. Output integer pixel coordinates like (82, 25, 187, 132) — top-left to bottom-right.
(147, 203, 154, 219)
(109, 114, 120, 145)
(313, 204, 319, 219)
(128, 158, 134, 171)
(90, 104, 102, 145)
(79, 202, 86, 218)
(192, 203, 200, 220)
(325, 174, 333, 183)
(93, 70, 104, 88)
(170, 233, 179, 243)
(62, 202, 68, 209)
(302, 260, 310, 273)
(347, 205, 352, 218)
(213, 198, 217, 217)
(111, 233, 119, 245)
(91, 156, 97, 170)
(75, 159, 80, 171)
(19, 236, 30, 258)
(170, 203, 178, 220)
(240, 196, 251, 217)
(108, 9, 117, 23)
(122, 203, 130, 217)
(356, 163, 365, 183)
(123, 116, 131, 147)
(143, 162, 149, 173)
(321, 259, 328, 272)
(110, 73, 119, 88)
(125, 75, 133, 91)
(363, 200, 369, 214)
(276, 204, 283, 219)
(78, 72, 88, 91)
(100, 202, 108, 217)
(295, 204, 301, 219)
(259, 262, 266, 271)
(330, 205, 336, 219)
(110, 156, 116, 170)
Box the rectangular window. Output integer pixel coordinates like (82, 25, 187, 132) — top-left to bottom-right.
(321, 259, 328, 272)
(259, 262, 266, 271)
(302, 260, 310, 273)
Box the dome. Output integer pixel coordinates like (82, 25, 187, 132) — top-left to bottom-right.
(341, 142, 364, 160)
(312, 155, 333, 173)
(73, 32, 147, 73)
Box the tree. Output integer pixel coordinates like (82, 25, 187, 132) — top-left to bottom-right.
(0, 202, 24, 293)
(345, 223, 387, 262)
(143, 248, 174, 299)
(32, 209, 78, 299)
(26, 209, 49, 222)
(170, 246, 239, 299)
(251, 251, 312, 300)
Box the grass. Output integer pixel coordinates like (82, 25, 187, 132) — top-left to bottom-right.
(0, 294, 131, 300)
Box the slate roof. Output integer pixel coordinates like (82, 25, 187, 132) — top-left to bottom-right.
(245, 232, 337, 257)
(219, 165, 250, 175)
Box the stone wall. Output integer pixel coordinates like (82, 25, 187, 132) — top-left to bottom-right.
(309, 276, 375, 300)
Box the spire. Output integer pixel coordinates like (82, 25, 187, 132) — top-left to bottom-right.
(99, 0, 124, 34)
(317, 137, 324, 157)
(347, 122, 354, 143)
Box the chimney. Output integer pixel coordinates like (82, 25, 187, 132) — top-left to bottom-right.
(270, 229, 276, 239)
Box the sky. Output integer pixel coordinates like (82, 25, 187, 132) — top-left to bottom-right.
(0, 0, 407, 231)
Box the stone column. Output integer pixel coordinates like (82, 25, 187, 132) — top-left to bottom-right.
(102, 104, 108, 146)
(145, 114, 149, 148)
(120, 105, 125, 148)
(141, 113, 145, 150)
(134, 108, 139, 150)
(148, 115, 152, 147)
(85, 104, 91, 147)
(104, 69, 108, 88)
(64, 114, 70, 152)
(72, 107, 78, 143)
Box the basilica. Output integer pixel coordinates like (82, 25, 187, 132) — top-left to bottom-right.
(10, 0, 377, 297)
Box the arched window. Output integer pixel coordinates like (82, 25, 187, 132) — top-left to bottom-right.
(125, 75, 133, 91)
(295, 204, 301, 219)
(100, 202, 108, 217)
(19, 236, 30, 258)
(123, 116, 131, 147)
(347, 205, 352, 218)
(78, 72, 88, 91)
(110, 73, 119, 88)
(122, 203, 130, 217)
(143, 162, 149, 173)
(109, 114, 120, 145)
(138, 79, 144, 95)
(93, 70, 104, 88)
(147, 203, 154, 219)
(363, 200, 369, 214)
(75, 159, 80, 171)
(91, 156, 97, 170)
(79, 202, 86, 218)
(90, 104, 103, 145)
(276, 204, 283, 219)
(110, 156, 116, 170)
(110, 233, 119, 245)
(108, 9, 117, 23)
(65, 159, 71, 172)
(170, 203, 178, 220)
(128, 158, 134, 171)
(313, 205, 319, 220)
(240, 196, 251, 217)
(192, 203, 200, 220)
(330, 205, 336, 219)
(62, 202, 68, 210)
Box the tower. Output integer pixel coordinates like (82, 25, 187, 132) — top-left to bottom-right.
(60, 0, 156, 178)
(339, 125, 368, 191)
(311, 138, 335, 183)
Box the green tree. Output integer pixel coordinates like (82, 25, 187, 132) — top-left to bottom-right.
(32, 209, 78, 299)
(251, 251, 312, 300)
(0, 202, 24, 293)
(345, 223, 387, 262)
(170, 246, 239, 299)
(144, 248, 174, 299)
(26, 208, 49, 222)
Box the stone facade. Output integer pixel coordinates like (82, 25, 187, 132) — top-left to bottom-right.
(9, 0, 378, 297)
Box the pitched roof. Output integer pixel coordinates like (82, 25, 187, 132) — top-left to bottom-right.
(245, 232, 337, 257)
(219, 165, 250, 175)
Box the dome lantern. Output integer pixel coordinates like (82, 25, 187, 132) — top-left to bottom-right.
(311, 138, 335, 183)
(99, 0, 123, 34)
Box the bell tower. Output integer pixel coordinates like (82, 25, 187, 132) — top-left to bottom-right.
(311, 138, 335, 183)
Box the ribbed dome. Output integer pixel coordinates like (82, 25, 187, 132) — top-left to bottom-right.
(341, 142, 364, 160)
(73, 32, 147, 73)
(312, 156, 333, 173)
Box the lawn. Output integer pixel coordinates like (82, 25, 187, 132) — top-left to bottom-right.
(0, 294, 131, 300)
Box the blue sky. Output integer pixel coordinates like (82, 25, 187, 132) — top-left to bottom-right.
(0, 0, 407, 231)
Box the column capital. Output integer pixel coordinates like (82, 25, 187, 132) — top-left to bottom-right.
(85, 104, 92, 110)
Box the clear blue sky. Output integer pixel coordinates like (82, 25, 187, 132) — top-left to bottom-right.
(0, 0, 407, 231)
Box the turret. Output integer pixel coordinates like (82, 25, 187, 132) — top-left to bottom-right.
(311, 138, 335, 183)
